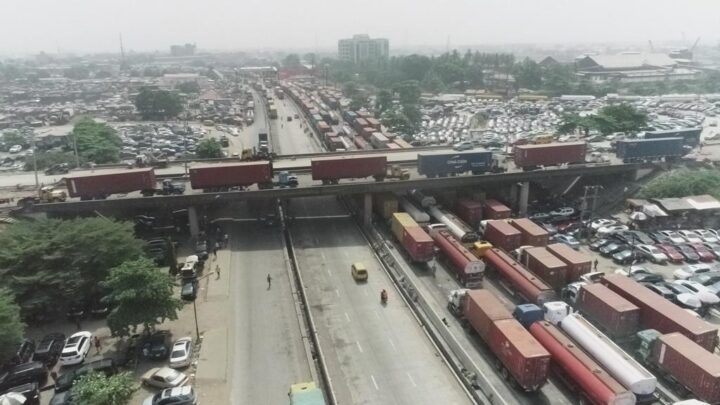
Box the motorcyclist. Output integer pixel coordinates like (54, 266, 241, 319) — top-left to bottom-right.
(380, 289, 388, 303)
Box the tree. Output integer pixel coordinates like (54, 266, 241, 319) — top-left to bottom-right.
(2, 130, 27, 149)
(374, 90, 393, 114)
(72, 372, 136, 405)
(134, 87, 183, 120)
(595, 104, 648, 134)
(513, 58, 542, 90)
(0, 218, 144, 322)
(70, 118, 122, 164)
(421, 69, 445, 94)
(175, 81, 200, 94)
(196, 138, 223, 158)
(342, 82, 360, 99)
(0, 290, 24, 364)
(640, 169, 720, 200)
(104, 258, 183, 337)
(349, 94, 368, 111)
(394, 80, 421, 106)
(283, 54, 301, 69)
(24, 151, 76, 171)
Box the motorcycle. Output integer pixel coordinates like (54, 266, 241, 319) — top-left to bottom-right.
(380, 290, 388, 305)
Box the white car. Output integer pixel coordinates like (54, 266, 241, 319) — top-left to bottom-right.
(672, 280, 720, 305)
(635, 244, 669, 264)
(673, 263, 714, 280)
(141, 367, 189, 389)
(596, 224, 630, 237)
(8, 145, 22, 154)
(678, 230, 703, 244)
(694, 229, 719, 244)
(59, 331, 92, 366)
(659, 230, 687, 245)
(169, 337, 194, 369)
(590, 218, 617, 231)
(550, 207, 575, 217)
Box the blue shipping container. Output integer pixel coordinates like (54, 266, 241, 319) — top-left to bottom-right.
(645, 128, 701, 147)
(616, 137, 685, 162)
(418, 151, 494, 177)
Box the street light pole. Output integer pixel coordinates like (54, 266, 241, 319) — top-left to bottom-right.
(192, 300, 200, 340)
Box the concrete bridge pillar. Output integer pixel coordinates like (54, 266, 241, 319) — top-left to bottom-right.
(188, 206, 200, 239)
(518, 182, 530, 217)
(363, 193, 373, 227)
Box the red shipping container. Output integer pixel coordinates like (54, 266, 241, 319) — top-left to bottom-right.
(189, 162, 273, 190)
(65, 168, 155, 199)
(651, 333, 720, 404)
(366, 117, 381, 130)
(601, 275, 718, 351)
(353, 118, 368, 132)
(311, 155, 387, 183)
(431, 230, 484, 288)
(401, 226, 434, 263)
(483, 199, 511, 219)
(577, 283, 640, 338)
(484, 220, 522, 253)
(464, 289, 513, 341)
(484, 248, 557, 305)
(488, 319, 550, 392)
(546, 243, 592, 283)
(510, 218, 549, 246)
(523, 247, 568, 290)
(514, 142, 587, 169)
(317, 122, 331, 133)
(455, 199, 483, 228)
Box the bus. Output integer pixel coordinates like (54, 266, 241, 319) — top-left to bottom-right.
(289, 382, 325, 405)
(269, 107, 278, 119)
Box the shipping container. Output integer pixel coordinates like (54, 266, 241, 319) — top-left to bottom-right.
(644, 128, 701, 147)
(370, 132, 389, 149)
(601, 275, 718, 351)
(311, 155, 387, 184)
(393, 138, 413, 149)
(488, 319, 551, 392)
(189, 162, 273, 191)
(373, 193, 398, 220)
(391, 212, 419, 242)
(455, 199, 484, 228)
(464, 289, 513, 342)
(510, 218, 550, 246)
(522, 247, 568, 290)
(387, 143, 401, 150)
(366, 117, 381, 130)
(529, 321, 637, 405)
(65, 168, 156, 199)
(547, 243, 592, 283)
(401, 226, 435, 263)
(484, 220, 523, 253)
(577, 283, 640, 338)
(361, 127, 375, 139)
(353, 117, 369, 132)
(429, 229, 484, 288)
(353, 136, 370, 150)
(513, 142, 587, 170)
(316, 121, 331, 133)
(650, 333, 720, 404)
(417, 151, 495, 177)
(483, 199, 512, 219)
(615, 138, 685, 163)
(344, 111, 358, 124)
(484, 248, 557, 305)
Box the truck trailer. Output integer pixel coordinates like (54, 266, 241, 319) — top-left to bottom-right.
(65, 168, 157, 200)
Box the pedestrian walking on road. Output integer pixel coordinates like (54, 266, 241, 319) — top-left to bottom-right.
(216, 265, 221, 280)
(593, 258, 599, 271)
(213, 242, 219, 259)
(93, 336, 101, 354)
(73, 316, 82, 331)
(223, 234, 229, 248)
(267, 274, 272, 289)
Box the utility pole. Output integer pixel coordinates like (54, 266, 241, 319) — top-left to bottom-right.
(580, 185, 602, 239)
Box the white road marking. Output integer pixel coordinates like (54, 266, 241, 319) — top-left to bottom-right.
(335, 289, 340, 297)
(345, 312, 350, 322)
(388, 339, 396, 351)
(371, 375, 379, 390)
(407, 372, 417, 387)
(356, 341, 363, 353)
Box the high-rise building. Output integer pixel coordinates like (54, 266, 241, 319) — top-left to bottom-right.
(338, 35, 389, 63)
(170, 43, 196, 57)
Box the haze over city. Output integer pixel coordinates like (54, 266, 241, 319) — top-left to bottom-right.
(1, 0, 720, 53)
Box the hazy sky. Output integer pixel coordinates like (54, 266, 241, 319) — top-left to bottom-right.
(1, 0, 719, 54)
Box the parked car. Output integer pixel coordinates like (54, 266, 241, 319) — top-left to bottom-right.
(649, 231, 671, 244)
(180, 280, 198, 301)
(32, 333, 65, 366)
(630, 272, 663, 284)
(169, 337, 193, 369)
(599, 242, 629, 257)
(453, 141, 473, 151)
(8, 145, 22, 154)
(142, 386, 197, 405)
(54, 358, 117, 392)
(642, 283, 675, 300)
(141, 367, 189, 389)
(0, 362, 48, 391)
(596, 224, 629, 237)
(549, 207, 576, 218)
(635, 244, 668, 264)
(539, 222, 558, 236)
(59, 331, 92, 366)
(703, 243, 720, 260)
(553, 234, 581, 250)
(659, 230, 686, 244)
(1, 382, 40, 405)
(556, 221, 582, 235)
(673, 280, 720, 305)
(589, 238, 612, 251)
(688, 271, 720, 291)
(674, 263, 714, 280)
(142, 331, 172, 360)
(627, 231, 655, 245)
(590, 218, 617, 231)
(655, 244, 684, 264)
(613, 249, 645, 265)
(673, 244, 701, 263)
(657, 282, 703, 312)
(687, 243, 716, 262)
(679, 230, 704, 244)
(694, 229, 719, 243)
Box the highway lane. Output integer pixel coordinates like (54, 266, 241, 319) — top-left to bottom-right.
(271, 95, 324, 155)
(289, 196, 470, 405)
(228, 217, 313, 405)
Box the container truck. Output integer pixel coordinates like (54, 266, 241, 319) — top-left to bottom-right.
(65, 168, 157, 200)
(600, 274, 718, 351)
(454, 199, 483, 228)
(521, 247, 568, 290)
(635, 330, 720, 404)
(427, 206, 478, 243)
(484, 248, 557, 305)
(576, 283, 640, 339)
(417, 151, 501, 178)
(458, 290, 550, 392)
(428, 228, 484, 287)
(547, 243, 592, 283)
(398, 197, 430, 223)
(615, 138, 685, 163)
(484, 220, 522, 253)
(310, 155, 387, 184)
(483, 199, 511, 219)
(373, 193, 398, 219)
(553, 311, 657, 401)
(529, 320, 637, 405)
(189, 162, 273, 192)
(510, 218, 550, 246)
(514, 142, 587, 170)
(408, 189, 436, 208)
(644, 128, 701, 147)
(390, 213, 434, 263)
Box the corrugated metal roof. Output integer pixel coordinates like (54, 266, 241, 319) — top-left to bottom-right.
(651, 197, 694, 212)
(584, 53, 677, 69)
(685, 194, 720, 210)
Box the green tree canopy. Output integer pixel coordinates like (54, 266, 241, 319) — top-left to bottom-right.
(196, 138, 223, 158)
(421, 69, 445, 94)
(513, 58, 542, 90)
(374, 89, 394, 114)
(393, 80, 422, 106)
(2, 130, 27, 149)
(283, 54, 301, 69)
(70, 118, 122, 164)
(175, 81, 200, 94)
(134, 87, 184, 120)
(104, 258, 183, 337)
(640, 169, 720, 200)
(24, 151, 77, 171)
(71, 372, 137, 405)
(0, 218, 144, 321)
(0, 289, 24, 364)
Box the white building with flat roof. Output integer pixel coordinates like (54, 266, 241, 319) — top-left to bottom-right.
(338, 34, 389, 63)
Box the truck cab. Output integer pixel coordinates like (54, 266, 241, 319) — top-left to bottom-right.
(542, 301, 573, 324)
(560, 281, 587, 305)
(447, 289, 469, 316)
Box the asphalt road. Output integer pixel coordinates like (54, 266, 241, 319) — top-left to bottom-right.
(289, 196, 470, 405)
(227, 217, 313, 405)
(270, 96, 324, 155)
